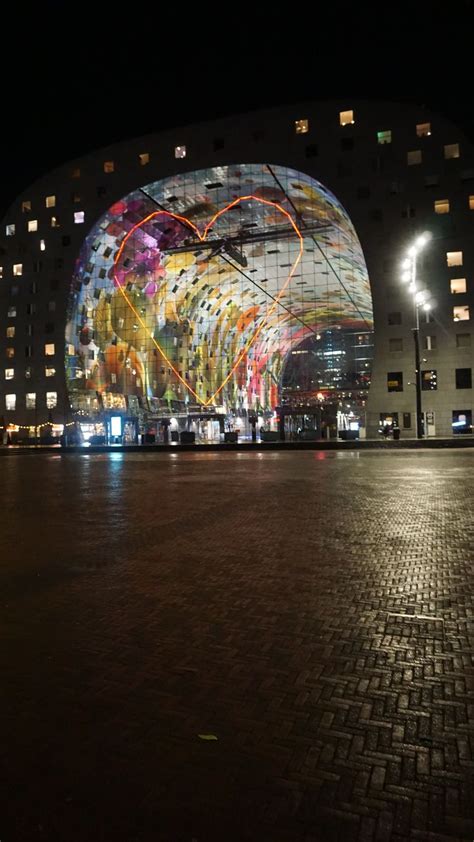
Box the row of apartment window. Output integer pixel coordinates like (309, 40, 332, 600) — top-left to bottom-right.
(380, 410, 472, 432)
(4, 392, 57, 410)
(388, 305, 470, 324)
(2, 343, 55, 357)
(389, 333, 471, 351)
(387, 368, 472, 392)
(5, 367, 55, 379)
(6, 213, 84, 237)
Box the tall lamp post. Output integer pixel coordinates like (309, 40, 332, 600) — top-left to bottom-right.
(400, 233, 433, 439)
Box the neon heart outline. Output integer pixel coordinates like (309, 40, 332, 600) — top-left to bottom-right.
(113, 195, 303, 407)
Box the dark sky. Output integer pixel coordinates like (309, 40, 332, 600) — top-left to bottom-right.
(1, 1, 473, 213)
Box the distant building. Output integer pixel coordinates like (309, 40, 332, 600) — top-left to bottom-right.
(0, 101, 472, 442)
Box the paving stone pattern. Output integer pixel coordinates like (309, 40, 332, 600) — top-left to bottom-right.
(0, 450, 473, 841)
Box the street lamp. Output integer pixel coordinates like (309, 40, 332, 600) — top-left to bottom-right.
(400, 232, 433, 439)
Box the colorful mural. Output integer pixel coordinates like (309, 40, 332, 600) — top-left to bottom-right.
(65, 164, 373, 414)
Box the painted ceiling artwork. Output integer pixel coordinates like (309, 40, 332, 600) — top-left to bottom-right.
(65, 164, 373, 411)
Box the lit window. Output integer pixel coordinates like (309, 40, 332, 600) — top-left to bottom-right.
(26, 392, 36, 409)
(6, 348, 14, 359)
(103, 161, 114, 173)
(434, 199, 449, 214)
(6, 327, 15, 338)
(453, 305, 470, 321)
(5, 368, 14, 379)
(74, 211, 84, 224)
(416, 123, 431, 137)
(450, 278, 467, 294)
(0, 266, 2, 278)
(456, 333, 471, 348)
(13, 264, 22, 276)
(40, 240, 46, 251)
(339, 110, 354, 126)
(71, 193, 81, 203)
(22, 201, 31, 212)
(67, 344, 75, 356)
(174, 145, 186, 159)
(444, 143, 460, 159)
(51, 216, 59, 228)
(423, 335, 437, 350)
(25, 366, 32, 379)
(421, 370, 437, 390)
(72, 168, 81, 178)
(8, 306, 17, 317)
(407, 150, 422, 165)
(45, 343, 55, 356)
(295, 119, 309, 134)
(46, 391, 57, 409)
(447, 251, 463, 267)
(45, 367, 55, 377)
(377, 130, 392, 145)
(45, 195, 56, 208)
(6, 224, 15, 236)
(469, 196, 474, 210)
(139, 153, 150, 165)
(387, 371, 403, 392)
(5, 394, 16, 411)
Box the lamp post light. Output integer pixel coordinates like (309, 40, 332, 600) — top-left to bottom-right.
(400, 233, 433, 439)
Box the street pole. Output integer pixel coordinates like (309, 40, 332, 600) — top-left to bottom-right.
(401, 232, 432, 441)
(413, 306, 423, 439)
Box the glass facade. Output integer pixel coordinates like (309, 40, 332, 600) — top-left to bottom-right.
(65, 164, 373, 437)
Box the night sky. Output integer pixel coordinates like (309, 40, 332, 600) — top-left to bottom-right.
(1, 1, 473, 214)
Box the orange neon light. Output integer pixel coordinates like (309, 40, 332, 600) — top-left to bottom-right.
(113, 195, 304, 406)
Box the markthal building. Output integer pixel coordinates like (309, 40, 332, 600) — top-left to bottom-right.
(1, 100, 473, 441)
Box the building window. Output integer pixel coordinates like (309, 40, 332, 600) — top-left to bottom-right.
(339, 110, 354, 126)
(424, 175, 439, 188)
(22, 201, 31, 212)
(5, 348, 14, 359)
(40, 239, 46, 252)
(452, 410, 472, 434)
(5, 368, 14, 380)
(28, 219, 38, 232)
(51, 216, 59, 228)
(44, 343, 55, 356)
(45, 367, 56, 377)
(388, 312, 402, 325)
(45, 195, 56, 208)
(50, 279, 59, 291)
(71, 168, 81, 178)
(447, 251, 463, 267)
(456, 333, 471, 348)
(403, 412, 412, 429)
(0, 266, 2, 278)
(25, 392, 36, 409)
(416, 122, 431, 137)
(453, 305, 470, 321)
(377, 130, 392, 144)
(139, 153, 150, 165)
(450, 278, 467, 294)
(6, 327, 15, 339)
(6, 224, 15, 236)
(387, 371, 403, 392)
(5, 394, 16, 411)
(469, 195, 474, 210)
(389, 338, 403, 351)
(295, 119, 309, 134)
(423, 335, 437, 350)
(103, 161, 115, 173)
(407, 150, 422, 165)
(74, 211, 85, 224)
(455, 368, 472, 389)
(26, 303, 36, 316)
(7, 307, 16, 317)
(62, 236, 70, 247)
(174, 145, 186, 159)
(13, 263, 22, 276)
(444, 143, 460, 159)
(46, 391, 57, 409)
(26, 324, 34, 337)
(421, 370, 437, 390)
(25, 345, 33, 358)
(48, 301, 56, 312)
(25, 366, 32, 379)
(434, 199, 449, 214)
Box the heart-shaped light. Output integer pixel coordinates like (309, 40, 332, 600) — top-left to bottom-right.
(113, 195, 303, 406)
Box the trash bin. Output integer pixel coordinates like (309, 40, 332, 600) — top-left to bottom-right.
(392, 427, 400, 440)
(180, 431, 195, 444)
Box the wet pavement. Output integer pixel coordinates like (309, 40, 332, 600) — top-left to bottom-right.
(0, 450, 473, 841)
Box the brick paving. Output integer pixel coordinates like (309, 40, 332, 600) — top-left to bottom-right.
(0, 450, 473, 842)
